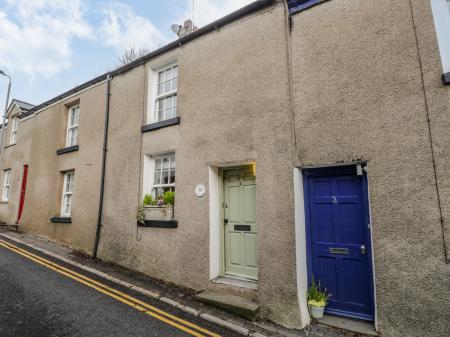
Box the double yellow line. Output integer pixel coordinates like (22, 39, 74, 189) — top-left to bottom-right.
(0, 239, 221, 337)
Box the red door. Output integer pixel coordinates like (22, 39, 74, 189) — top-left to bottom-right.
(17, 165, 28, 223)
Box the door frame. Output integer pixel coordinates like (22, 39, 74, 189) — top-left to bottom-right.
(208, 163, 257, 281)
(16, 164, 29, 223)
(298, 162, 377, 327)
(221, 165, 257, 280)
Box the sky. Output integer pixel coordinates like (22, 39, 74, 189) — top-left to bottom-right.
(0, 0, 254, 113)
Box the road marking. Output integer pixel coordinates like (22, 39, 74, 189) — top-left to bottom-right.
(0, 239, 222, 337)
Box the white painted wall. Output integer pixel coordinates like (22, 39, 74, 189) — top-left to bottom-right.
(431, 0, 450, 73)
(293, 168, 311, 328)
(209, 166, 221, 280)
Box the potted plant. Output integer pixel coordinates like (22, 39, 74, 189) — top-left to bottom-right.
(142, 192, 175, 221)
(307, 277, 331, 319)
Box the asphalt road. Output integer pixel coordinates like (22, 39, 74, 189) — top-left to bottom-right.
(0, 239, 241, 337)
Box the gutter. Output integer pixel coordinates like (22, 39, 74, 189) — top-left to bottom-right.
(19, 0, 274, 119)
(92, 74, 111, 259)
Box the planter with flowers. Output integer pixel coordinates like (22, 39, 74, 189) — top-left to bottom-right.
(307, 277, 331, 319)
(137, 192, 177, 227)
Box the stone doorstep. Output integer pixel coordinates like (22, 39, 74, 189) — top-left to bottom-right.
(195, 290, 260, 321)
(317, 315, 378, 336)
(208, 277, 257, 300)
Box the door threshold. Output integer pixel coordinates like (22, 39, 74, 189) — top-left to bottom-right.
(316, 315, 378, 336)
(212, 275, 257, 290)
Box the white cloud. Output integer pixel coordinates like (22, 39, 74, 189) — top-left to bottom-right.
(0, 0, 92, 77)
(175, 0, 254, 28)
(99, 2, 167, 53)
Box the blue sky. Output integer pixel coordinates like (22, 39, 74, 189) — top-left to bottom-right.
(0, 0, 252, 113)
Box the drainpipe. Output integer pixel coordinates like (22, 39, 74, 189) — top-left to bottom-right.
(93, 74, 111, 259)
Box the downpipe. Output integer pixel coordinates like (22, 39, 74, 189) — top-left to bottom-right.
(93, 74, 111, 259)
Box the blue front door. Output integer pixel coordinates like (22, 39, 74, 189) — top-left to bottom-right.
(304, 165, 374, 321)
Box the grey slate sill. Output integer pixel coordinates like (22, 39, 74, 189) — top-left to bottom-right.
(289, 0, 330, 15)
(0, 201, 8, 205)
(137, 220, 178, 228)
(50, 216, 71, 224)
(443, 72, 450, 85)
(4, 143, 16, 149)
(56, 145, 79, 155)
(141, 117, 180, 133)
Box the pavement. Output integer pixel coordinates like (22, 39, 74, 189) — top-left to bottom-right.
(0, 230, 371, 337)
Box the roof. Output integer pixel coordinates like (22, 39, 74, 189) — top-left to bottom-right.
(14, 99, 35, 111)
(7, 99, 36, 118)
(288, 0, 327, 14)
(20, 0, 275, 118)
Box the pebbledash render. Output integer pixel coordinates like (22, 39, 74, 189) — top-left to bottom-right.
(0, 0, 449, 336)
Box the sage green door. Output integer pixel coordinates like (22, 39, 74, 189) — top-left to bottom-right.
(223, 167, 257, 280)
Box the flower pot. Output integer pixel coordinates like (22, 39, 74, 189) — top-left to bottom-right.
(309, 305, 325, 319)
(143, 205, 174, 221)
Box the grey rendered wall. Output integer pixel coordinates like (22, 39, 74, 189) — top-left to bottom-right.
(290, 0, 450, 336)
(20, 83, 106, 254)
(98, 2, 303, 328)
(0, 107, 33, 224)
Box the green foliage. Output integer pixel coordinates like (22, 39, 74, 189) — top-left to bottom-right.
(136, 204, 145, 224)
(307, 277, 331, 308)
(163, 191, 175, 205)
(143, 194, 156, 205)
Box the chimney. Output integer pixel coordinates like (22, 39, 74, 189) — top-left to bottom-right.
(178, 19, 197, 38)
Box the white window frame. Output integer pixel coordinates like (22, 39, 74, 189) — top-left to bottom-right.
(61, 171, 74, 217)
(2, 169, 11, 202)
(143, 153, 175, 199)
(10, 117, 18, 144)
(66, 105, 79, 147)
(431, 0, 450, 74)
(148, 62, 178, 124)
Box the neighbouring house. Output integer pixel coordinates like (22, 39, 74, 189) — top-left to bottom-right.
(0, 1, 449, 336)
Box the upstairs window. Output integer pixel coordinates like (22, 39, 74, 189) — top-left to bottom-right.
(154, 64, 177, 123)
(61, 171, 74, 217)
(2, 169, 11, 202)
(10, 118, 18, 144)
(66, 105, 79, 147)
(431, 0, 450, 80)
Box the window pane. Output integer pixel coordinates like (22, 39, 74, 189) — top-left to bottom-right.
(165, 68, 171, 80)
(172, 78, 177, 91)
(64, 195, 72, 214)
(164, 80, 171, 93)
(170, 169, 175, 184)
(158, 83, 164, 95)
(162, 157, 170, 170)
(158, 71, 164, 84)
(162, 170, 169, 184)
(172, 66, 178, 78)
(154, 171, 161, 185)
(74, 107, 80, 125)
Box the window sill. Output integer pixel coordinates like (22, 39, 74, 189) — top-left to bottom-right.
(50, 216, 72, 224)
(289, 0, 330, 15)
(141, 117, 180, 133)
(442, 72, 450, 85)
(137, 220, 178, 228)
(0, 201, 8, 205)
(4, 143, 16, 149)
(56, 145, 79, 155)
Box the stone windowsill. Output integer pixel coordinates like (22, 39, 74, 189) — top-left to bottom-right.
(56, 145, 79, 155)
(141, 117, 180, 133)
(50, 216, 72, 224)
(137, 220, 178, 228)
